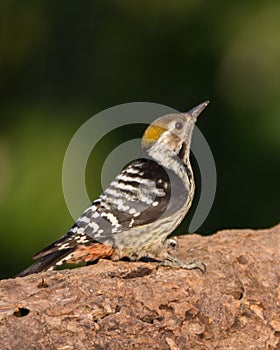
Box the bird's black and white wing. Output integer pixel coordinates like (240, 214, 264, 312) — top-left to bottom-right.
(33, 158, 188, 260)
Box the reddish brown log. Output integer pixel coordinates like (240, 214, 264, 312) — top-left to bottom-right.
(0, 224, 279, 349)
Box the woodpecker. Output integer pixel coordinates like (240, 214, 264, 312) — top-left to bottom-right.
(17, 101, 209, 277)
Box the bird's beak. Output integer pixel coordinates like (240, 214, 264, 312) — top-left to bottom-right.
(187, 100, 210, 119)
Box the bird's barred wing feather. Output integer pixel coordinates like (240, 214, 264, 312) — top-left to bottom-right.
(33, 158, 188, 260)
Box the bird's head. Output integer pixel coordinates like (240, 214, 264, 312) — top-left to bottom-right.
(142, 101, 209, 164)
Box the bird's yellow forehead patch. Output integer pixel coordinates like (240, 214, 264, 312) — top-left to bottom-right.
(143, 125, 166, 147)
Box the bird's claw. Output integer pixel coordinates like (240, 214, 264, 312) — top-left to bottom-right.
(159, 256, 206, 273)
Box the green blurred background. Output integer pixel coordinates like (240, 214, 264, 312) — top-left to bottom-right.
(1, 1, 279, 279)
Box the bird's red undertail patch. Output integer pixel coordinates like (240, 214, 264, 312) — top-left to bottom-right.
(65, 243, 115, 264)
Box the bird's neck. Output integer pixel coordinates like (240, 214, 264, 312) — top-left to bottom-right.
(142, 143, 192, 191)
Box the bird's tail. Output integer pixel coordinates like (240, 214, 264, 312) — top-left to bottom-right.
(15, 249, 75, 278)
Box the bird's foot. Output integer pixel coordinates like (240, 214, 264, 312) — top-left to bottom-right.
(158, 254, 206, 273)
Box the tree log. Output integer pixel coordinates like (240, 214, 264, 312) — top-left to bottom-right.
(1, 224, 280, 349)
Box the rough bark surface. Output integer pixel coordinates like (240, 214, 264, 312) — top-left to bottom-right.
(0, 224, 280, 350)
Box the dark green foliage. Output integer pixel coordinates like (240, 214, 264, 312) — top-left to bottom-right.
(0, 1, 279, 278)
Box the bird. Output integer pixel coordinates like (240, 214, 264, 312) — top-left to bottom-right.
(16, 101, 209, 277)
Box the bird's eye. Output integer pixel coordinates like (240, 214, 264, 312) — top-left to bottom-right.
(175, 121, 183, 130)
